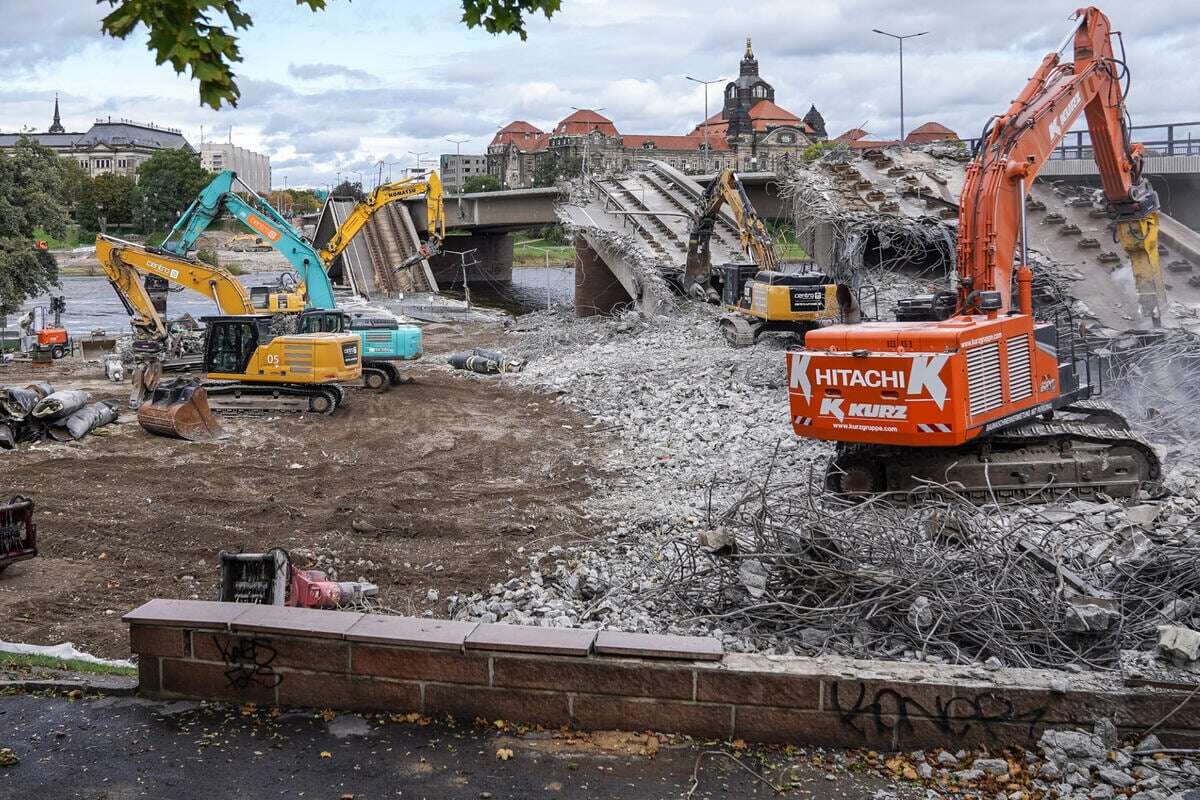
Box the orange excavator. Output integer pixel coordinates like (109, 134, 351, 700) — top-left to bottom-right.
(787, 6, 1164, 501)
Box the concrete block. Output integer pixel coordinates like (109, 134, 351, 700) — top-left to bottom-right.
(193, 633, 349, 674)
(424, 684, 570, 728)
(1157, 625, 1200, 664)
(493, 656, 693, 700)
(573, 696, 731, 740)
(129, 625, 188, 659)
(277, 672, 421, 713)
(351, 644, 489, 685)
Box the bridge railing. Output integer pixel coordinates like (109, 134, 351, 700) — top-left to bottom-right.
(964, 121, 1200, 160)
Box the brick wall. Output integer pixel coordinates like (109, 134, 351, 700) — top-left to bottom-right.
(126, 600, 1200, 750)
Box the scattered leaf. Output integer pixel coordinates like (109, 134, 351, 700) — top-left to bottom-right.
(319, 750, 332, 759)
(496, 748, 514, 761)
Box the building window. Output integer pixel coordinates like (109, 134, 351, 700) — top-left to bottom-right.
(642, 142, 655, 150)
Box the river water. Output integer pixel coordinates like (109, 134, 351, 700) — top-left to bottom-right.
(14, 266, 576, 334)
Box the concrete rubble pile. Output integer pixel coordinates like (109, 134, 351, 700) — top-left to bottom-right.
(442, 302, 1200, 680)
(869, 722, 1200, 800)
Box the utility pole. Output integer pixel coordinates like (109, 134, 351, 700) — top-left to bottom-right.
(409, 151, 429, 175)
(872, 28, 928, 143)
(446, 136, 470, 192)
(685, 76, 725, 172)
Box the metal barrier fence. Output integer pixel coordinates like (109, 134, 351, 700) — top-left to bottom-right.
(965, 122, 1200, 160)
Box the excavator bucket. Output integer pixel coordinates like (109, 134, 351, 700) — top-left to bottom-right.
(136, 379, 223, 441)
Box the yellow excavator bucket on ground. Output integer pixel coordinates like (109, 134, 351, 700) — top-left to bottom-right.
(136, 380, 224, 441)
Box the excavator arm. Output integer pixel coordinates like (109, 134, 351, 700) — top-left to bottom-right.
(317, 172, 446, 267)
(97, 233, 259, 315)
(958, 5, 1162, 322)
(683, 169, 779, 297)
(162, 170, 338, 310)
(95, 236, 172, 346)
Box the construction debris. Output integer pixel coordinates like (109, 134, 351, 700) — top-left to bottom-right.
(0, 496, 37, 574)
(0, 383, 118, 449)
(447, 348, 527, 375)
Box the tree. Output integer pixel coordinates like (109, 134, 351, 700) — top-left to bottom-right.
(0, 137, 65, 312)
(57, 158, 91, 214)
(532, 152, 582, 188)
(101, 0, 563, 109)
(331, 180, 365, 202)
(461, 175, 502, 193)
(133, 149, 213, 234)
(286, 189, 322, 214)
(79, 173, 137, 232)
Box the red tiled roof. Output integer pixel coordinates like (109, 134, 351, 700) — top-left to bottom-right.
(904, 121, 959, 143)
(553, 109, 619, 136)
(620, 134, 729, 151)
(490, 120, 549, 152)
(836, 128, 869, 141)
(690, 100, 814, 137)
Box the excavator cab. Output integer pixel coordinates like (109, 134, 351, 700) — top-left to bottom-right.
(205, 316, 267, 375)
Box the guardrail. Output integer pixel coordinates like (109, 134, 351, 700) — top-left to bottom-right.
(965, 121, 1200, 160)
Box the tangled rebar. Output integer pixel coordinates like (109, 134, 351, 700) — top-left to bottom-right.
(640, 459, 1200, 671)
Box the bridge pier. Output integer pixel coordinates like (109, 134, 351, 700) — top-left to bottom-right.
(428, 232, 513, 286)
(573, 236, 635, 316)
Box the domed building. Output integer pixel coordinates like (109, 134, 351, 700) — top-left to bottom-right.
(486, 39, 827, 187)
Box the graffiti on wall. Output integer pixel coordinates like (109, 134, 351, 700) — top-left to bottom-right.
(830, 681, 1048, 742)
(214, 636, 282, 691)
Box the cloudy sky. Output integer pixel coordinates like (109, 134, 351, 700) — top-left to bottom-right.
(4, 0, 1198, 189)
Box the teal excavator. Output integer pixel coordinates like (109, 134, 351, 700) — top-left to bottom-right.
(159, 171, 430, 388)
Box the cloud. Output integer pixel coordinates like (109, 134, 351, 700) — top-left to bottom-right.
(4, 0, 1196, 188)
(287, 63, 379, 83)
(0, 0, 106, 72)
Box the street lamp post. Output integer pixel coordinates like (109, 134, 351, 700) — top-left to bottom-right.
(569, 106, 605, 177)
(685, 76, 726, 172)
(871, 28, 928, 143)
(408, 151, 429, 176)
(446, 136, 470, 193)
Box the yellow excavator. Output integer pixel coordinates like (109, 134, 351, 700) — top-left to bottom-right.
(317, 171, 446, 269)
(96, 235, 361, 436)
(683, 169, 849, 347)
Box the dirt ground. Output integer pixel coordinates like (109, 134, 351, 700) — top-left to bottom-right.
(0, 322, 605, 658)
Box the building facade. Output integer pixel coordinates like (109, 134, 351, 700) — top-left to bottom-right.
(439, 153, 489, 192)
(200, 142, 272, 193)
(487, 40, 827, 188)
(0, 98, 193, 177)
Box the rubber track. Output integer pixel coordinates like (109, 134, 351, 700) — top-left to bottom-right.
(203, 382, 342, 415)
(827, 420, 1162, 500)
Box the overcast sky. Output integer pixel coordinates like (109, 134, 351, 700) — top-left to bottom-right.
(4, 0, 1197, 189)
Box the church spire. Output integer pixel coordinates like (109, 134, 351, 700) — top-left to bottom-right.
(48, 94, 64, 134)
(745, 37, 753, 59)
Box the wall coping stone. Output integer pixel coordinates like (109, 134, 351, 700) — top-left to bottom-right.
(465, 622, 597, 656)
(595, 630, 723, 661)
(345, 615, 478, 650)
(121, 598, 246, 630)
(229, 605, 364, 639)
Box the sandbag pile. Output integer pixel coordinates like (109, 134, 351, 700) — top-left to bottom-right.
(0, 383, 119, 450)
